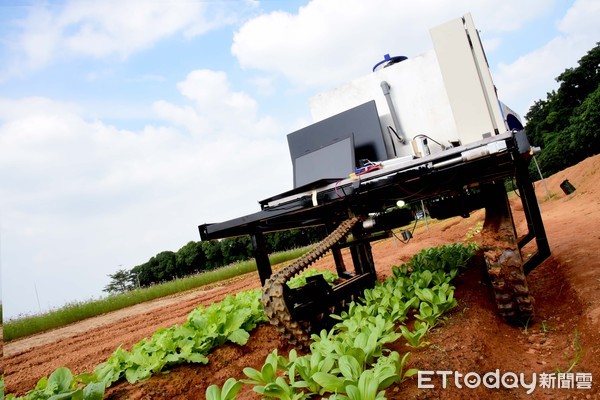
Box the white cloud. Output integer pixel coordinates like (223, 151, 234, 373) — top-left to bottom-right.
(248, 76, 276, 96)
(469, 0, 559, 32)
(0, 69, 292, 319)
(558, 0, 600, 35)
(59, 1, 204, 58)
(0, 0, 237, 80)
(493, 0, 600, 117)
(4, 7, 63, 76)
(153, 101, 209, 136)
(177, 70, 257, 114)
(231, 0, 552, 88)
(155, 69, 278, 138)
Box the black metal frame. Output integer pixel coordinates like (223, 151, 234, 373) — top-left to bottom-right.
(200, 130, 550, 287)
(514, 161, 551, 274)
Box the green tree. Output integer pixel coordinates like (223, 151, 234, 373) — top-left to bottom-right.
(148, 251, 178, 281)
(525, 98, 550, 147)
(201, 240, 223, 270)
(117, 225, 327, 288)
(103, 269, 135, 294)
(555, 43, 600, 113)
(176, 241, 206, 275)
(568, 85, 600, 159)
(131, 263, 154, 287)
(526, 42, 600, 176)
(221, 237, 252, 264)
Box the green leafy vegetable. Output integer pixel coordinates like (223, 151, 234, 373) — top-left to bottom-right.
(287, 269, 338, 289)
(206, 378, 243, 400)
(6, 368, 106, 400)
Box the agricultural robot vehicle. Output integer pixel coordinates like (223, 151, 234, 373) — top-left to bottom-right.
(199, 14, 550, 347)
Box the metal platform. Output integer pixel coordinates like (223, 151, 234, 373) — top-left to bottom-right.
(199, 129, 550, 285)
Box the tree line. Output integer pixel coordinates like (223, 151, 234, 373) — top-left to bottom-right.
(104, 227, 327, 294)
(525, 42, 599, 177)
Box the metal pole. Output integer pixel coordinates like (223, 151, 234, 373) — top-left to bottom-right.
(380, 81, 406, 144)
(421, 200, 429, 232)
(532, 155, 551, 200)
(34, 282, 42, 313)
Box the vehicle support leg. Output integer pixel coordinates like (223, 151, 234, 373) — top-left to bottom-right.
(481, 181, 535, 323)
(251, 232, 272, 286)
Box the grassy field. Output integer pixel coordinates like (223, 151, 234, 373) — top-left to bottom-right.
(3, 247, 308, 342)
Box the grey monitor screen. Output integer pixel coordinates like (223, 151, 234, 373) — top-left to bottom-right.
(294, 136, 355, 188)
(287, 100, 387, 188)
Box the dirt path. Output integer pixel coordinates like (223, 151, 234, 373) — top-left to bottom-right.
(3, 286, 231, 357)
(5, 155, 600, 399)
(3, 274, 263, 393)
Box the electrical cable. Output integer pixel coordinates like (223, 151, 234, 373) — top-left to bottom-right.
(387, 126, 398, 156)
(391, 216, 419, 244)
(334, 179, 347, 199)
(388, 125, 404, 144)
(391, 231, 409, 244)
(412, 134, 447, 150)
(512, 176, 521, 198)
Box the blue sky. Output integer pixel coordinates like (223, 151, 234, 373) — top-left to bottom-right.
(1, 0, 599, 320)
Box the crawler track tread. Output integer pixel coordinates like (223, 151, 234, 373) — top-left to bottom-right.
(485, 247, 534, 324)
(261, 217, 359, 348)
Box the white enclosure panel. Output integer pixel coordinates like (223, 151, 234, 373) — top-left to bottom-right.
(310, 50, 459, 159)
(430, 13, 507, 143)
(308, 13, 512, 161)
(463, 13, 507, 134)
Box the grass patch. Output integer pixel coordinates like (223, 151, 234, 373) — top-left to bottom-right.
(3, 247, 309, 342)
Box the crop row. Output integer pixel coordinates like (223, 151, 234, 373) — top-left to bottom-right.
(5, 242, 477, 399)
(208, 242, 478, 399)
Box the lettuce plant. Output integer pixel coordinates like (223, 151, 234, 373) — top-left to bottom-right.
(6, 368, 105, 400)
(206, 378, 242, 400)
(399, 321, 430, 348)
